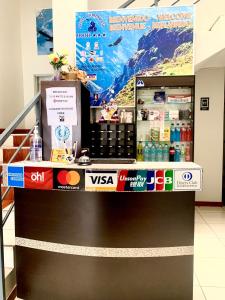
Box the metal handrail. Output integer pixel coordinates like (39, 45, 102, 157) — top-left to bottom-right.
(0, 92, 40, 147)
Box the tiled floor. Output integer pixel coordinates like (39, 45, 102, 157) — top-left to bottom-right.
(3, 205, 225, 299)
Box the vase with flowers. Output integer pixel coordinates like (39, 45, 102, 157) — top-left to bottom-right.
(48, 50, 69, 80)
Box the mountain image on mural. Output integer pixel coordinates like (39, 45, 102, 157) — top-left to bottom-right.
(104, 27, 193, 106)
(76, 7, 194, 106)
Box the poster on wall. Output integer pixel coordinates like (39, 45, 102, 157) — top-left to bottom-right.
(36, 8, 53, 55)
(76, 6, 194, 106)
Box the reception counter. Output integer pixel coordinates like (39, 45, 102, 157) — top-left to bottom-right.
(4, 161, 202, 300)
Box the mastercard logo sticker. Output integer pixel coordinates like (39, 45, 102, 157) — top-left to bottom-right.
(57, 170, 80, 186)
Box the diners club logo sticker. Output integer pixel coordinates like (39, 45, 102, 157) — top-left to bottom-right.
(53, 169, 84, 190)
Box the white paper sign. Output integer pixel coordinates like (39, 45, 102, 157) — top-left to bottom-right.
(174, 169, 202, 191)
(46, 87, 77, 126)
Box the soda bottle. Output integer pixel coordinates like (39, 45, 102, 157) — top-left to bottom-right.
(169, 144, 175, 162)
(175, 145, 181, 162)
(149, 142, 156, 161)
(137, 141, 144, 161)
(180, 144, 185, 162)
(143, 141, 150, 161)
(180, 123, 187, 142)
(175, 123, 181, 142)
(185, 144, 191, 161)
(156, 143, 163, 162)
(186, 124, 192, 142)
(163, 144, 169, 162)
(170, 123, 176, 143)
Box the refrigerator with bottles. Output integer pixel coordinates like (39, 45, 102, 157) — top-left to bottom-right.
(135, 76, 195, 163)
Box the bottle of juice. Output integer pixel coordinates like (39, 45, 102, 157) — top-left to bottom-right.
(186, 123, 192, 142)
(185, 144, 191, 161)
(180, 123, 187, 142)
(137, 141, 144, 161)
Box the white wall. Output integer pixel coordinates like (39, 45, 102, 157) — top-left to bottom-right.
(53, 0, 88, 65)
(0, 0, 24, 128)
(195, 68, 225, 203)
(20, 0, 53, 127)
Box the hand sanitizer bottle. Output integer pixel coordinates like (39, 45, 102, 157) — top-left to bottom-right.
(30, 126, 42, 162)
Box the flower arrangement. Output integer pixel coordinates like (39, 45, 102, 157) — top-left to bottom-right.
(48, 50, 68, 70)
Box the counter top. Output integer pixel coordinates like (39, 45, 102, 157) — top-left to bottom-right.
(8, 160, 202, 170)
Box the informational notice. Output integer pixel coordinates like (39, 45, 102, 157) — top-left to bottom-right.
(46, 87, 77, 126)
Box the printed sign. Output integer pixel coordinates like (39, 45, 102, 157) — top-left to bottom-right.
(85, 170, 118, 191)
(117, 170, 147, 191)
(53, 169, 84, 190)
(200, 97, 209, 111)
(7, 166, 24, 188)
(24, 167, 53, 190)
(46, 87, 77, 126)
(174, 169, 202, 191)
(76, 6, 194, 106)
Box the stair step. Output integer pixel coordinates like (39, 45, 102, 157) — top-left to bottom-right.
(2, 147, 29, 163)
(13, 134, 31, 147)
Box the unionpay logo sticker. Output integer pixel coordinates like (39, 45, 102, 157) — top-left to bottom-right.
(24, 167, 53, 190)
(174, 169, 202, 191)
(7, 166, 24, 188)
(85, 170, 118, 191)
(54, 169, 84, 190)
(117, 170, 147, 191)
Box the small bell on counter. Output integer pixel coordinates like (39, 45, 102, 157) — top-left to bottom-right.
(78, 148, 92, 166)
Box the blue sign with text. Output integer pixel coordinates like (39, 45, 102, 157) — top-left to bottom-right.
(7, 166, 24, 188)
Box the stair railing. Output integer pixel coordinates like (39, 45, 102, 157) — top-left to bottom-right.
(0, 91, 41, 300)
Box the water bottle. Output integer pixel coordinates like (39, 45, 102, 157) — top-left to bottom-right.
(170, 123, 176, 143)
(156, 143, 163, 162)
(180, 144, 185, 162)
(30, 126, 42, 162)
(149, 143, 156, 161)
(175, 123, 181, 142)
(143, 141, 150, 161)
(163, 144, 169, 162)
(175, 145, 181, 162)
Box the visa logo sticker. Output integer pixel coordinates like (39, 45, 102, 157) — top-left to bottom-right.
(7, 166, 24, 188)
(85, 171, 118, 191)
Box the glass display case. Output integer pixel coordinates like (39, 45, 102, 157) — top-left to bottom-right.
(135, 76, 195, 162)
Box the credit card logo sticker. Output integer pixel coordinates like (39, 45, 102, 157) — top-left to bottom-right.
(24, 167, 53, 190)
(85, 171, 117, 191)
(54, 169, 84, 190)
(174, 170, 202, 191)
(117, 170, 147, 191)
(182, 172, 193, 181)
(7, 166, 24, 188)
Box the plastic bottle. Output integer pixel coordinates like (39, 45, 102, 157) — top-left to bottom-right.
(175, 123, 181, 142)
(156, 143, 163, 162)
(149, 143, 156, 162)
(180, 144, 185, 162)
(137, 141, 144, 161)
(180, 123, 187, 142)
(169, 144, 175, 162)
(143, 141, 150, 161)
(163, 144, 169, 162)
(175, 145, 181, 162)
(170, 123, 176, 143)
(186, 124, 192, 142)
(30, 126, 42, 162)
(185, 144, 191, 162)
